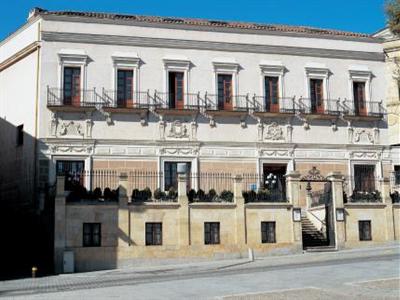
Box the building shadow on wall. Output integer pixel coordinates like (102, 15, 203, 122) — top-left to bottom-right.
(0, 117, 54, 280)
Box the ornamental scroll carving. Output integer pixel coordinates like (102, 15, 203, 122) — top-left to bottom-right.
(301, 166, 326, 182)
(159, 147, 199, 156)
(353, 129, 374, 144)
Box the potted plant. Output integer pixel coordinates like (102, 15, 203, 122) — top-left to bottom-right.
(187, 189, 196, 202)
(208, 189, 217, 201)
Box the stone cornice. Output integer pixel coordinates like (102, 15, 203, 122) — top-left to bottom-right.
(41, 31, 384, 62)
(0, 42, 40, 71)
(41, 138, 390, 151)
(344, 203, 387, 209)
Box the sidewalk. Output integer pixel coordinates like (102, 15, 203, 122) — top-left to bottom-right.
(0, 242, 398, 298)
(85, 241, 400, 275)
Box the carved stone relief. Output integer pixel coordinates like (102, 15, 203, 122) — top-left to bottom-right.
(190, 121, 198, 140)
(158, 119, 166, 140)
(85, 112, 93, 138)
(264, 122, 285, 141)
(159, 147, 199, 156)
(49, 112, 58, 137)
(301, 166, 326, 181)
(58, 121, 84, 137)
(349, 151, 379, 159)
(167, 120, 189, 139)
(257, 121, 263, 142)
(353, 129, 374, 144)
(49, 145, 93, 154)
(258, 149, 291, 157)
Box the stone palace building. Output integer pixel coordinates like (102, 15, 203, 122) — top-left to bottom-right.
(0, 8, 399, 273)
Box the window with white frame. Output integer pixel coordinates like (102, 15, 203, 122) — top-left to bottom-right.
(163, 56, 191, 109)
(212, 58, 239, 111)
(348, 66, 372, 116)
(259, 61, 285, 113)
(111, 52, 140, 108)
(304, 64, 330, 114)
(58, 49, 88, 106)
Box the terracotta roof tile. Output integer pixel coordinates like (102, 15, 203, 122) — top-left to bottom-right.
(33, 8, 372, 38)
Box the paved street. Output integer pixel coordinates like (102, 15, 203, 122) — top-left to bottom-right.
(0, 244, 399, 299)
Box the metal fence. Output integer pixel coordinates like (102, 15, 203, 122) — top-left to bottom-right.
(60, 170, 292, 203)
(128, 170, 162, 192)
(242, 173, 287, 202)
(190, 172, 234, 194)
(345, 174, 382, 203)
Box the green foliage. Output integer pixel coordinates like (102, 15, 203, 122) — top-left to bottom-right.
(167, 186, 177, 199)
(386, 0, 400, 35)
(220, 190, 234, 202)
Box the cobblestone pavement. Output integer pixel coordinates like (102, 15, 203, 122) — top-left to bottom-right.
(0, 244, 399, 299)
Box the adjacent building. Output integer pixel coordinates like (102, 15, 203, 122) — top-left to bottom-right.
(374, 27, 400, 193)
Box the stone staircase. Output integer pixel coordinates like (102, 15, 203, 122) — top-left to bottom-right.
(301, 215, 329, 249)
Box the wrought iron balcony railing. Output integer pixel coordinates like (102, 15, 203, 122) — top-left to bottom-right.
(47, 87, 103, 107)
(102, 90, 151, 109)
(152, 91, 205, 110)
(252, 96, 300, 114)
(204, 93, 253, 111)
(47, 86, 385, 119)
(298, 98, 345, 116)
(343, 100, 384, 117)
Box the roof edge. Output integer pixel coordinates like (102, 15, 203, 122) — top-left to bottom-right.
(34, 7, 380, 42)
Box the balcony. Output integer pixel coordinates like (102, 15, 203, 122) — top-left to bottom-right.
(343, 100, 384, 119)
(102, 90, 151, 111)
(153, 92, 204, 112)
(47, 87, 384, 120)
(47, 87, 103, 112)
(252, 96, 301, 114)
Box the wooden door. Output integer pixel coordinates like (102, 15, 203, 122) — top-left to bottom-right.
(353, 82, 367, 116)
(169, 72, 184, 110)
(63, 67, 81, 106)
(310, 79, 324, 114)
(265, 76, 279, 113)
(217, 74, 233, 111)
(117, 70, 134, 108)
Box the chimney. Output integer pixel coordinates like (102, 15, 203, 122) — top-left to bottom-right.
(28, 7, 46, 21)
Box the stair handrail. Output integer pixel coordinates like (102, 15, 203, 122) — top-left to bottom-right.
(307, 210, 326, 226)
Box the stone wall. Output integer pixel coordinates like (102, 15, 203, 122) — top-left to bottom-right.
(344, 203, 393, 247)
(54, 173, 398, 273)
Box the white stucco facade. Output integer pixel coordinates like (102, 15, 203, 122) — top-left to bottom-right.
(0, 8, 396, 203)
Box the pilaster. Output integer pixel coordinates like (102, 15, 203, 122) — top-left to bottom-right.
(54, 176, 66, 274)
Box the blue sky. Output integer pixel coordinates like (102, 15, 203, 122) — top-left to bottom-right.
(0, 0, 387, 41)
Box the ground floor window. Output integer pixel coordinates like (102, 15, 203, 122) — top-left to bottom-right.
(56, 160, 85, 191)
(146, 223, 162, 245)
(83, 223, 101, 247)
(164, 161, 191, 191)
(358, 220, 372, 241)
(261, 221, 276, 243)
(204, 222, 220, 244)
(354, 165, 375, 192)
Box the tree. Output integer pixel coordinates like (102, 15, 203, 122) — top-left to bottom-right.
(386, 0, 400, 35)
